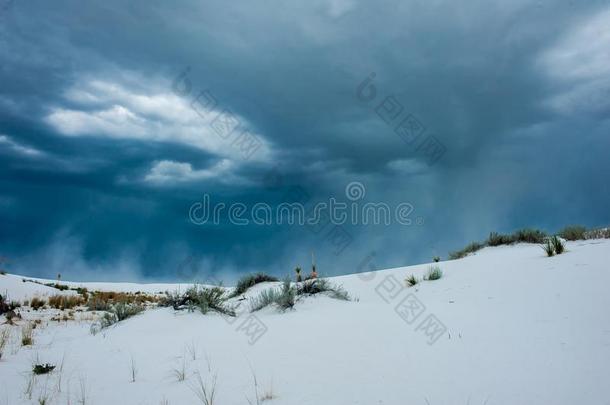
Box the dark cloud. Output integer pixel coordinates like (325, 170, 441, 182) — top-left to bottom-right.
(0, 0, 609, 281)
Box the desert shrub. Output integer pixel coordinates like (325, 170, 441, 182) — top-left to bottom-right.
(44, 283, 69, 291)
(30, 297, 46, 310)
(161, 285, 235, 316)
(48, 295, 84, 310)
(90, 303, 145, 334)
(432, 256, 440, 263)
(112, 302, 145, 321)
(512, 228, 546, 243)
(542, 239, 555, 257)
(0, 328, 10, 359)
(405, 274, 419, 287)
(33, 364, 55, 375)
(449, 241, 485, 260)
(251, 279, 295, 312)
(0, 271, 5, 275)
(231, 273, 279, 297)
(487, 232, 513, 246)
(0, 295, 8, 315)
(559, 225, 587, 241)
(21, 323, 34, 346)
(583, 227, 610, 239)
(86, 291, 157, 311)
(295, 279, 350, 301)
(424, 265, 443, 281)
(551, 235, 565, 254)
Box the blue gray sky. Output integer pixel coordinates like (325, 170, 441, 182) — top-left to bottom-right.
(1, 0, 609, 282)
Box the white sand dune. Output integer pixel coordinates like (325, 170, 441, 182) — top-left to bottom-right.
(1, 239, 609, 404)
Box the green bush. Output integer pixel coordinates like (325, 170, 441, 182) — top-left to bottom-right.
(542, 240, 555, 257)
(551, 235, 565, 254)
(230, 273, 279, 297)
(405, 274, 418, 287)
(559, 225, 587, 241)
(487, 232, 514, 246)
(161, 285, 235, 316)
(449, 241, 485, 260)
(425, 265, 443, 281)
(33, 364, 55, 375)
(295, 279, 350, 301)
(512, 228, 546, 243)
(251, 278, 295, 312)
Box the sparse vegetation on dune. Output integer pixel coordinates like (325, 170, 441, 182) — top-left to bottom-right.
(251, 279, 295, 312)
(296, 279, 350, 301)
(230, 273, 279, 298)
(405, 274, 419, 287)
(48, 295, 85, 310)
(424, 265, 443, 281)
(21, 323, 34, 346)
(487, 232, 514, 246)
(449, 241, 485, 260)
(542, 239, 555, 257)
(559, 225, 587, 241)
(513, 228, 547, 244)
(447, 225, 609, 260)
(90, 302, 145, 334)
(161, 285, 235, 317)
(551, 235, 565, 254)
(30, 297, 46, 311)
(251, 278, 350, 312)
(86, 291, 157, 311)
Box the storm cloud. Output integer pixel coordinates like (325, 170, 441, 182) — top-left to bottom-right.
(0, 0, 609, 281)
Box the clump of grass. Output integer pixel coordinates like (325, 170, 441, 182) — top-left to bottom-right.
(295, 279, 350, 301)
(551, 235, 565, 254)
(424, 265, 443, 281)
(21, 323, 34, 346)
(191, 371, 217, 405)
(48, 295, 85, 310)
(513, 228, 547, 243)
(0, 328, 10, 360)
(90, 303, 145, 334)
(405, 274, 419, 287)
(449, 241, 485, 260)
(230, 273, 279, 297)
(584, 227, 610, 239)
(86, 291, 157, 311)
(161, 285, 235, 317)
(30, 297, 46, 311)
(542, 239, 555, 257)
(559, 225, 587, 241)
(44, 283, 69, 291)
(251, 278, 295, 312)
(33, 363, 55, 375)
(487, 232, 514, 246)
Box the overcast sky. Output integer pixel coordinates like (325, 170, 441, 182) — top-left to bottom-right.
(1, 0, 609, 282)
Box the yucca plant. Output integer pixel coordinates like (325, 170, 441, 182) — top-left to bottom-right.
(424, 265, 443, 281)
(551, 235, 565, 254)
(541, 239, 555, 257)
(405, 274, 418, 287)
